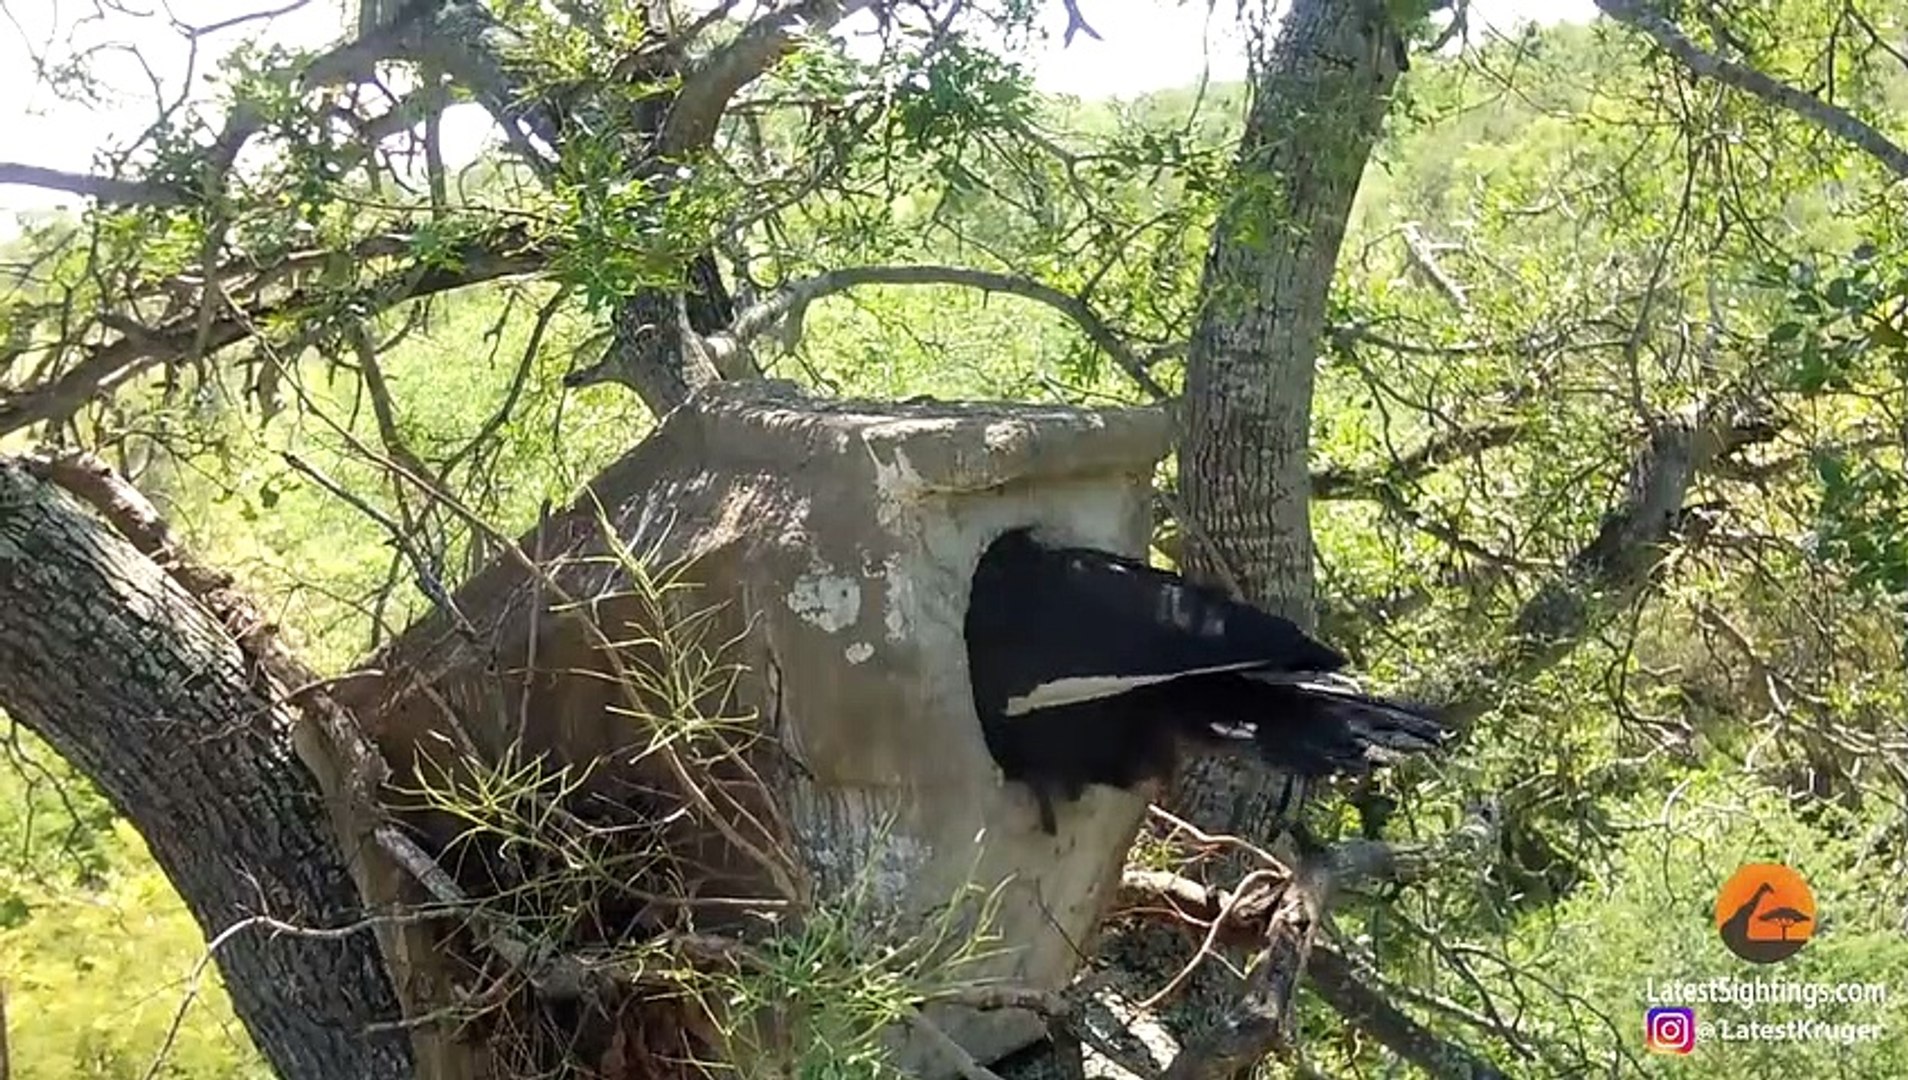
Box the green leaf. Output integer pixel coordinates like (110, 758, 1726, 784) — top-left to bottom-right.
(1790, 339, 1829, 392)
(1868, 321, 1908, 350)
(1813, 451, 1847, 490)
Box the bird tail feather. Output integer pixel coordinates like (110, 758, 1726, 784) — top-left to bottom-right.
(1235, 671, 1447, 773)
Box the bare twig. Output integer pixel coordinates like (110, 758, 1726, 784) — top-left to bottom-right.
(141, 910, 445, 1080)
(1597, 0, 1908, 179)
(347, 323, 438, 490)
(1119, 811, 1499, 1080)
(1135, 868, 1285, 1011)
(708, 264, 1172, 402)
(281, 452, 473, 640)
(373, 824, 602, 1001)
(1144, 804, 1279, 868)
(1399, 223, 1470, 311)
(443, 287, 569, 474)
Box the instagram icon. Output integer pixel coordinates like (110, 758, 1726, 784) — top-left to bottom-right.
(1646, 1006, 1697, 1054)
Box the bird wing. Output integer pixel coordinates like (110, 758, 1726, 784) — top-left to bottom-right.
(965, 529, 1348, 721)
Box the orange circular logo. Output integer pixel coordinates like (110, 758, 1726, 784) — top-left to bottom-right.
(1715, 863, 1815, 963)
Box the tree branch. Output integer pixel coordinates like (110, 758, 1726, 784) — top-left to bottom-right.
(1306, 946, 1509, 1080)
(659, 0, 877, 156)
(0, 455, 413, 1080)
(1434, 399, 1781, 728)
(1311, 421, 1525, 500)
(706, 264, 1172, 401)
(1596, 0, 1908, 180)
(0, 6, 423, 214)
(0, 162, 193, 207)
(408, 1, 562, 164)
(0, 228, 545, 437)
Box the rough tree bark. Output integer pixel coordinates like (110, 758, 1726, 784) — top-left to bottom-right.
(1175, 0, 1410, 840)
(0, 0, 1861, 1077)
(1123, 0, 1430, 1068)
(0, 460, 414, 1080)
(0, 385, 1180, 1080)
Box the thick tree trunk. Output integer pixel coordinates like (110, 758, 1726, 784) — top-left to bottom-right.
(582, 252, 742, 412)
(0, 386, 1176, 1080)
(1131, 2, 1414, 1061)
(0, 461, 413, 1080)
(1176, 0, 1408, 836)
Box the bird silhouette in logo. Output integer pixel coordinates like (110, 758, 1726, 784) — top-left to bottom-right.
(1716, 865, 1814, 963)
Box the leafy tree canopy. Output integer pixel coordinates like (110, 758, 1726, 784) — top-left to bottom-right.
(3, 0, 1908, 1076)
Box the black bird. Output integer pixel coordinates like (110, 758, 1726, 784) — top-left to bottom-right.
(963, 527, 1446, 834)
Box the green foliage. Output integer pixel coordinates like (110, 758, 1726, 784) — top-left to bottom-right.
(889, 39, 1035, 158)
(697, 870, 1010, 1077)
(1815, 451, 1908, 601)
(1495, 778, 1908, 1077)
(0, 724, 117, 907)
(0, 819, 268, 1079)
(7, 0, 1908, 1077)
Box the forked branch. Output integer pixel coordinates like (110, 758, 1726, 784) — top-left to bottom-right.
(1596, 0, 1908, 180)
(660, 0, 878, 155)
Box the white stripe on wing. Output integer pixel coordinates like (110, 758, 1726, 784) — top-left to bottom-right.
(1003, 659, 1268, 717)
(1205, 720, 1257, 741)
